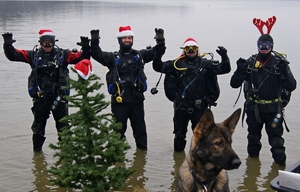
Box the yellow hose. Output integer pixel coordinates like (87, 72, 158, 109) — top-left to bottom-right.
(173, 52, 210, 71)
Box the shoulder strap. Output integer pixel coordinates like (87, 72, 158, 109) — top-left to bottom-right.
(32, 45, 40, 67)
(113, 51, 120, 62)
(131, 49, 145, 67)
(54, 47, 67, 85)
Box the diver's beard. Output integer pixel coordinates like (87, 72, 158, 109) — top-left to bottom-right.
(118, 37, 133, 52)
(119, 43, 132, 52)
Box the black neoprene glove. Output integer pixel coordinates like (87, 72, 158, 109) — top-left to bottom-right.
(90, 29, 100, 41)
(2, 33, 16, 45)
(77, 36, 90, 48)
(277, 60, 289, 74)
(236, 57, 248, 73)
(216, 46, 228, 59)
(154, 28, 165, 43)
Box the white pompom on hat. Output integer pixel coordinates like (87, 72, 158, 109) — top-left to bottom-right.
(39, 29, 55, 39)
(73, 59, 93, 80)
(116, 25, 134, 38)
(181, 37, 199, 48)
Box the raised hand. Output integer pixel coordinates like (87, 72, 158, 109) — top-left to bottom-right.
(77, 36, 90, 47)
(236, 57, 248, 73)
(2, 32, 16, 45)
(216, 46, 227, 58)
(90, 29, 100, 41)
(154, 28, 164, 43)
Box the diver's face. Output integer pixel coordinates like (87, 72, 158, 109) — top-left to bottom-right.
(40, 39, 54, 53)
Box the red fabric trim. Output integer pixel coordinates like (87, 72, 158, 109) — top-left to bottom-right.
(15, 49, 31, 62)
(66, 51, 81, 63)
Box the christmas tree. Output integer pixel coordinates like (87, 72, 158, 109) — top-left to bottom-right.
(48, 61, 132, 192)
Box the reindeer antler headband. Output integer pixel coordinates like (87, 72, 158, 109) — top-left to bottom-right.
(253, 16, 276, 35)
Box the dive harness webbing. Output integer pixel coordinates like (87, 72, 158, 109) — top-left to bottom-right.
(241, 96, 290, 132)
(249, 96, 281, 104)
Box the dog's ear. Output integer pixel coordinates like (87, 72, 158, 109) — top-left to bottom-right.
(222, 108, 242, 134)
(193, 109, 215, 141)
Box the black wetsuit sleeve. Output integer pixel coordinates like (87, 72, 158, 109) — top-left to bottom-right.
(152, 56, 175, 74)
(3, 44, 33, 64)
(90, 41, 115, 68)
(139, 48, 155, 64)
(204, 58, 231, 76)
(230, 59, 250, 88)
(280, 64, 297, 92)
(63, 48, 90, 65)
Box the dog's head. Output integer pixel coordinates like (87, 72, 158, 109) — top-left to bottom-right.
(191, 108, 242, 170)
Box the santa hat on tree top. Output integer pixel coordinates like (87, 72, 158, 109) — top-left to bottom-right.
(73, 59, 93, 80)
(181, 37, 199, 48)
(116, 25, 134, 38)
(38, 29, 56, 41)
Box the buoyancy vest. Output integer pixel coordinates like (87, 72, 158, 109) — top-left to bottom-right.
(106, 50, 147, 96)
(28, 45, 70, 98)
(243, 51, 291, 107)
(240, 51, 291, 128)
(164, 54, 220, 107)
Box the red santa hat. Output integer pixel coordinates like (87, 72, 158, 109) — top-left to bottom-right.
(73, 59, 93, 80)
(116, 25, 134, 38)
(39, 29, 55, 39)
(181, 37, 199, 48)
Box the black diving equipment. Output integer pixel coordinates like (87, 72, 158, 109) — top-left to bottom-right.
(151, 87, 158, 95)
(37, 89, 44, 97)
(257, 41, 273, 51)
(115, 81, 124, 103)
(184, 46, 198, 53)
(46, 61, 55, 68)
(51, 96, 61, 110)
(271, 112, 283, 128)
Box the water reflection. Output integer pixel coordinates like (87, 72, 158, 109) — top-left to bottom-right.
(236, 157, 286, 192)
(170, 151, 186, 192)
(0, 1, 187, 20)
(30, 152, 70, 192)
(1, 0, 300, 191)
(262, 162, 286, 191)
(30, 152, 52, 192)
(236, 157, 262, 192)
(120, 148, 148, 191)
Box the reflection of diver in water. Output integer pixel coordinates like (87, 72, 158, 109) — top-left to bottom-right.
(120, 148, 147, 191)
(170, 151, 186, 192)
(262, 161, 286, 191)
(30, 152, 50, 192)
(236, 156, 262, 192)
(236, 157, 286, 192)
(30, 152, 72, 192)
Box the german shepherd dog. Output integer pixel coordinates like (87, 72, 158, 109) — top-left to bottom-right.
(175, 108, 242, 192)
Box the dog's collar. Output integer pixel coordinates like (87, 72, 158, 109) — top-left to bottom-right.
(189, 168, 216, 192)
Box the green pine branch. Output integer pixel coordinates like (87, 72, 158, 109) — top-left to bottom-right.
(48, 68, 133, 192)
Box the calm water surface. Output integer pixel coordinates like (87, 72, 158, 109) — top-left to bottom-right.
(0, 1, 300, 191)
